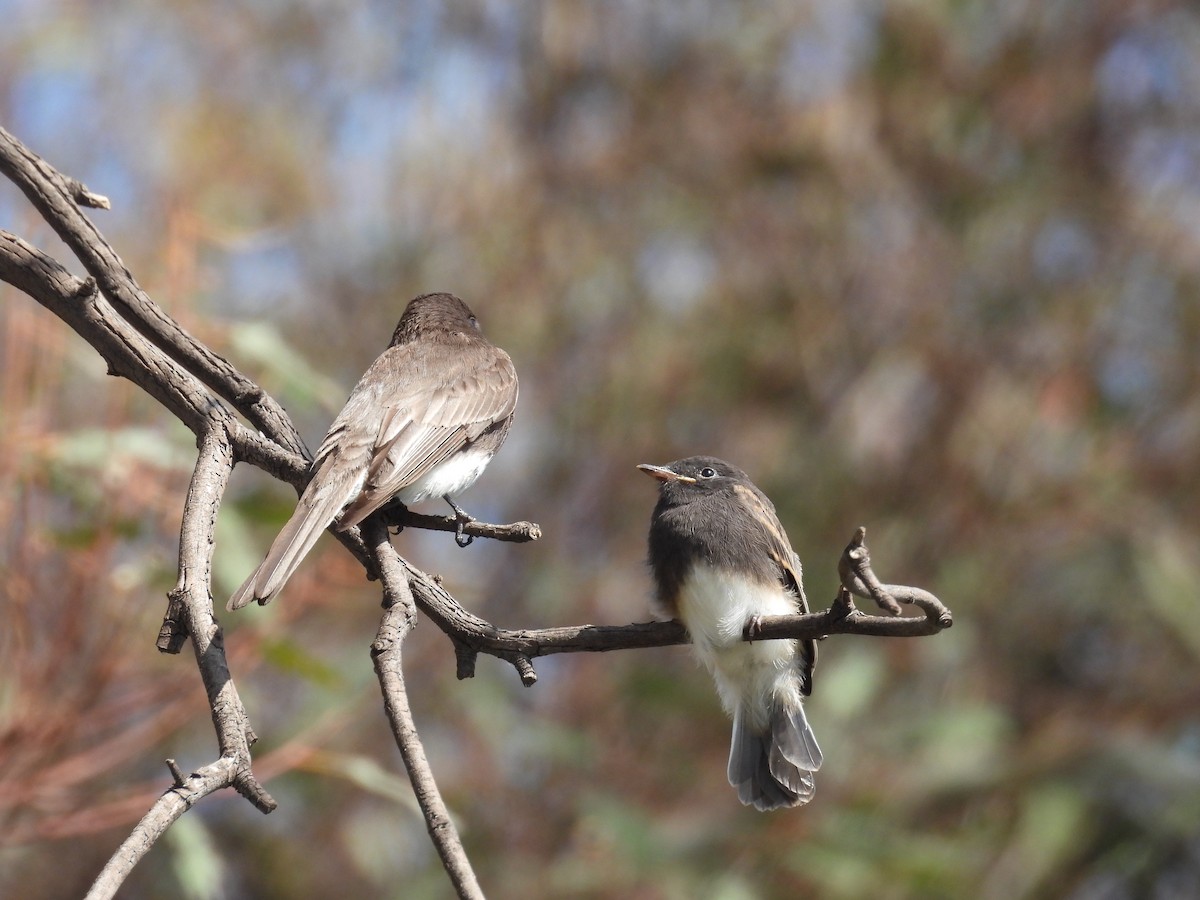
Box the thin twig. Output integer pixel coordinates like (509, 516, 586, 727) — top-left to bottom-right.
(365, 520, 485, 900)
(84, 758, 243, 900)
(385, 507, 542, 543)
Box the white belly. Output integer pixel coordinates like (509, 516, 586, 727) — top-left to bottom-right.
(676, 563, 802, 731)
(395, 447, 493, 505)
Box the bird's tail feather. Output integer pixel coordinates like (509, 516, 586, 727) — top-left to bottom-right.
(226, 467, 359, 611)
(728, 701, 821, 811)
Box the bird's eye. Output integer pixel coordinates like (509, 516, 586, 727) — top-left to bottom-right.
(699, 467, 717, 479)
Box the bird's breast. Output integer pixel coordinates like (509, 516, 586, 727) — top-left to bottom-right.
(676, 564, 797, 658)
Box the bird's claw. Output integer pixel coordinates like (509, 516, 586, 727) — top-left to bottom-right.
(444, 495, 476, 547)
(746, 614, 764, 641)
(454, 520, 474, 547)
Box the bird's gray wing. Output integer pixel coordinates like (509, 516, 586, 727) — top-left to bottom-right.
(228, 339, 516, 610)
(732, 482, 817, 695)
(336, 342, 517, 529)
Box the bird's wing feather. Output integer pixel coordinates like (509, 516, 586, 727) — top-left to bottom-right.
(733, 482, 817, 695)
(336, 343, 517, 528)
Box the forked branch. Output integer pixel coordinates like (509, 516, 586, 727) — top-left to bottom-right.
(0, 126, 951, 900)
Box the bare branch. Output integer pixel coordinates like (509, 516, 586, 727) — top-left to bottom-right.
(0, 125, 306, 457)
(0, 230, 221, 436)
(162, 426, 272, 812)
(2, 127, 952, 899)
(82, 426, 275, 893)
(84, 757, 243, 900)
(397, 528, 951, 687)
(385, 507, 542, 543)
(365, 520, 484, 900)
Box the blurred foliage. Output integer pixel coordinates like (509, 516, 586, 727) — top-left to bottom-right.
(3, 1, 1200, 897)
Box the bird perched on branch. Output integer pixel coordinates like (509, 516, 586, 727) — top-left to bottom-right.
(228, 292, 518, 611)
(639, 456, 822, 810)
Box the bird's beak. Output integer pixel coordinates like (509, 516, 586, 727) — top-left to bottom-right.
(637, 463, 696, 484)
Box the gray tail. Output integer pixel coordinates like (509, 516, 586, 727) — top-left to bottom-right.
(728, 702, 823, 811)
(226, 466, 356, 611)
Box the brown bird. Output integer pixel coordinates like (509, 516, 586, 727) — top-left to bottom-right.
(228, 292, 518, 610)
(640, 456, 821, 810)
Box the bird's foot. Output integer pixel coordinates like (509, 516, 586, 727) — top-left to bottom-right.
(381, 500, 409, 534)
(444, 495, 477, 547)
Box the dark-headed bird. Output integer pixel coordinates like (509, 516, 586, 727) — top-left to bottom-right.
(640, 456, 821, 810)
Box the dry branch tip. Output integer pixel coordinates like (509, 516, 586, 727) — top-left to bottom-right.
(66, 176, 111, 209)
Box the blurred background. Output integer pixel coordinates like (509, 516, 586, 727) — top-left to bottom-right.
(2, 1, 1199, 897)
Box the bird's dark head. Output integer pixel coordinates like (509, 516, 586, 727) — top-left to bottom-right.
(391, 292, 484, 345)
(637, 456, 749, 505)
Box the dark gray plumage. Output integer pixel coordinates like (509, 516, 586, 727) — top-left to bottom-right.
(640, 456, 821, 810)
(228, 293, 517, 611)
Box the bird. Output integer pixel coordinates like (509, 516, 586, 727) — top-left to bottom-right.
(228, 292, 518, 611)
(639, 455, 822, 811)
